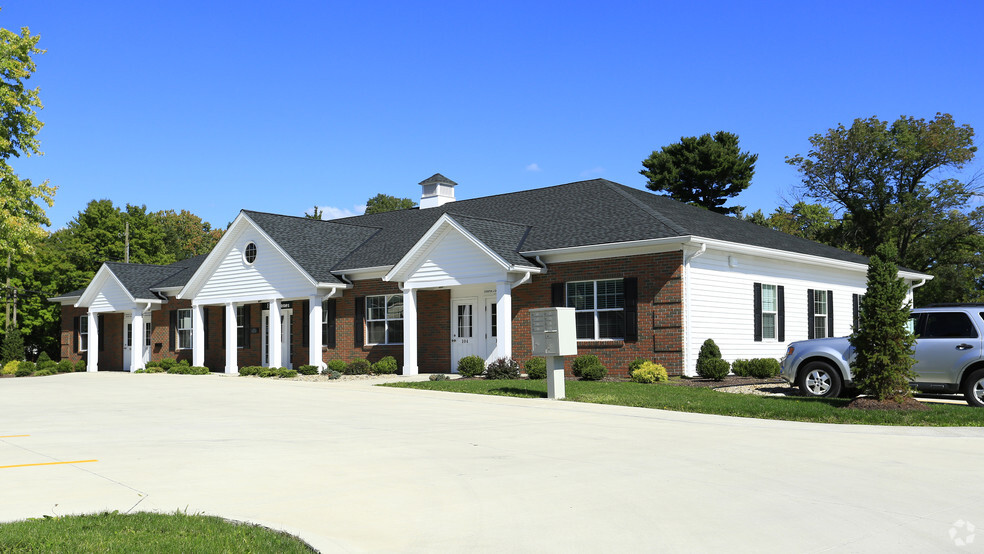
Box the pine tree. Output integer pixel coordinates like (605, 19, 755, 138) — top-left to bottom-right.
(849, 243, 917, 402)
(1, 326, 25, 363)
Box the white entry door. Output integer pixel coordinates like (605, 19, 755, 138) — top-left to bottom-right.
(483, 296, 498, 362)
(262, 309, 292, 368)
(123, 315, 132, 371)
(451, 298, 480, 371)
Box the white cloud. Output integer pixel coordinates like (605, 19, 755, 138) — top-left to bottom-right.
(525, 163, 541, 172)
(306, 204, 366, 220)
(580, 166, 605, 177)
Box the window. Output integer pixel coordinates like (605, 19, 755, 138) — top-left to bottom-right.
(922, 312, 978, 339)
(761, 284, 778, 340)
(366, 295, 403, 344)
(236, 306, 246, 348)
(567, 279, 624, 340)
(244, 242, 257, 264)
(813, 290, 828, 339)
(490, 303, 497, 338)
(145, 321, 151, 347)
(177, 308, 193, 350)
(126, 323, 132, 348)
(79, 316, 89, 352)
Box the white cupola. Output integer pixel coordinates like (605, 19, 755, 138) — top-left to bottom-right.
(419, 173, 457, 209)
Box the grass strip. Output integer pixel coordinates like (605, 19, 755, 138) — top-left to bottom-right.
(0, 511, 314, 553)
(383, 379, 984, 426)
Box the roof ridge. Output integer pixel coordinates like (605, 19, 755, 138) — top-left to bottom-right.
(242, 209, 382, 230)
(444, 211, 531, 229)
(603, 182, 689, 236)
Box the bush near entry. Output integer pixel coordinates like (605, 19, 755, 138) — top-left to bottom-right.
(486, 357, 520, 380)
(525, 357, 546, 380)
(457, 355, 485, 378)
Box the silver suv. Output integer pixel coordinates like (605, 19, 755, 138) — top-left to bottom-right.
(780, 305, 984, 406)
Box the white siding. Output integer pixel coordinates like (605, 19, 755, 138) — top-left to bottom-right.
(195, 226, 315, 303)
(404, 227, 506, 288)
(89, 275, 134, 312)
(685, 248, 868, 375)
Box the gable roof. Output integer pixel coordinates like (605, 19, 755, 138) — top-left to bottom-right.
(104, 255, 209, 300)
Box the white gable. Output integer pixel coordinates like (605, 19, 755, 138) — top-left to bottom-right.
(187, 218, 317, 304)
(402, 226, 509, 288)
(87, 271, 136, 312)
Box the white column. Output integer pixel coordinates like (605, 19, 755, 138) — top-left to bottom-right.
(225, 302, 238, 374)
(402, 288, 418, 375)
(192, 304, 206, 367)
(495, 281, 512, 361)
(308, 296, 323, 369)
(87, 311, 99, 372)
(268, 299, 281, 368)
(131, 309, 145, 372)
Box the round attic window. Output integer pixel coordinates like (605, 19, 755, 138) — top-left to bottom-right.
(244, 242, 257, 264)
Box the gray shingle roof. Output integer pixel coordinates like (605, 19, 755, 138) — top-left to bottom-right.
(103, 254, 209, 300)
(449, 214, 534, 268)
(419, 173, 457, 186)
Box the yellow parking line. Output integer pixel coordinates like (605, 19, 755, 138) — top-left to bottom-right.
(0, 460, 97, 469)
(0, 435, 30, 438)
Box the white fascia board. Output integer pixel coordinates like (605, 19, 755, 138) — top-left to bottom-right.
(384, 214, 511, 282)
(75, 265, 136, 308)
(316, 281, 353, 289)
(522, 236, 691, 263)
(48, 295, 81, 304)
(331, 266, 394, 280)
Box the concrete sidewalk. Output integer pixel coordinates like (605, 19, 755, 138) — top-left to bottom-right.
(2, 373, 983, 552)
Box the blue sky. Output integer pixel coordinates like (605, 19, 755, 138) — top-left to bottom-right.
(5, 1, 983, 230)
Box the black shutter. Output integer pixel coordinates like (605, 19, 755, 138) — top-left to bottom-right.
(354, 297, 365, 347)
(807, 289, 815, 339)
(753, 283, 762, 342)
(623, 277, 638, 342)
(777, 285, 785, 342)
(73, 316, 80, 353)
(98, 315, 104, 351)
(302, 300, 309, 348)
(852, 293, 860, 331)
(551, 283, 565, 307)
(169, 310, 177, 350)
(827, 290, 834, 337)
(326, 299, 337, 349)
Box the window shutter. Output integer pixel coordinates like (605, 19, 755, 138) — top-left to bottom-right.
(73, 316, 80, 353)
(623, 277, 638, 342)
(827, 290, 834, 337)
(753, 283, 762, 342)
(169, 310, 177, 351)
(777, 285, 785, 342)
(852, 293, 860, 331)
(354, 296, 365, 347)
(551, 283, 565, 307)
(98, 315, 105, 351)
(302, 300, 309, 348)
(244, 306, 252, 348)
(807, 289, 815, 340)
(326, 299, 337, 349)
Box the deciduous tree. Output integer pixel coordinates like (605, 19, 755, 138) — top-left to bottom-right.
(364, 194, 416, 215)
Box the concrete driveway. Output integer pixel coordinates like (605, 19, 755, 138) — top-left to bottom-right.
(2, 373, 983, 553)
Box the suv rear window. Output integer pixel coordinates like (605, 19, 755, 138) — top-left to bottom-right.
(922, 312, 978, 339)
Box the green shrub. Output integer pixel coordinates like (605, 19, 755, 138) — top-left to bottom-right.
(749, 358, 780, 378)
(18, 361, 36, 374)
(159, 358, 176, 370)
(258, 368, 297, 378)
(239, 366, 260, 376)
(578, 363, 607, 381)
(731, 359, 752, 377)
(56, 360, 73, 373)
(571, 355, 602, 378)
(36, 352, 52, 365)
(75, 359, 86, 372)
(631, 361, 669, 384)
(178, 359, 190, 367)
(371, 356, 399, 374)
(296, 365, 319, 375)
(166, 365, 209, 375)
(145, 360, 161, 368)
(144, 366, 166, 373)
(485, 357, 520, 380)
(701, 358, 730, 381)
(2, 360, 20, 375)
(525, 357, 546, 380)
(429, 374, 449, 381)
(696, 339, 723, 378)
(189, 366, 210, 375)
(345, 359, 371, 375)
(14, 366, 33, 377)
(456, 355, 485, 378)
(327, 359, 347, 373)
(37, 360, 57, 372)
(326, 369, 342, 380)
(628, 358, 647, 376)
(33, 368, 54, 377)
(1, 326, 24, 364)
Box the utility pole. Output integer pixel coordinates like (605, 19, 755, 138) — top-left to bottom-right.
(125, 220, 130, 263)
(11, 288, 16, 327)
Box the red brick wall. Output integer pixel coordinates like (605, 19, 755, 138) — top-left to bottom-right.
(151, 298, 194, 364)
(511, 252, 684, 376)
(60, 306, 87, 363)
(58, 306, 125, 370)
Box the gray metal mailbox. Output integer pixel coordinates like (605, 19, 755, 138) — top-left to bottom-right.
(530, 307, 577, 356)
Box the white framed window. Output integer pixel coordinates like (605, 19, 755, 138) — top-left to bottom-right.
(244, 242, 257, 265)
(813, 290, 828, 339)
(79, 317, 89, 352)
(177, 308, 193, 350)
(321, 300, 331, 346)
(567, 279, 624, 340)
(235, 306, 247, 348)
(761, 284, 778, 340)
(366, 295, 403, 344)
(145, 321, 151, 347)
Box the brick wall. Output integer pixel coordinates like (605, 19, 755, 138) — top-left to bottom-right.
(58, 306, 124, 370)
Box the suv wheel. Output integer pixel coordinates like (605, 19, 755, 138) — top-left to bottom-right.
(963, 369, 984, 407)
(797, 361, 842, 398)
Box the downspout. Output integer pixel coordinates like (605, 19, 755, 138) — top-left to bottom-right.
(682, 243, 707, 377)
(909, 278, 927, 306)
(510, 271, 532, 289)
(534, 256, 548, 273)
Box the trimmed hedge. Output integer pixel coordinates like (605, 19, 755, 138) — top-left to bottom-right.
(732, 358, 781, 379)
(372, 356, 399, 375)
(457, 355, 485, 378)
(631, 361, 669, 384)
(525, 357, 546, 380)
(296, 365, 319, 375)
(345, 359, 371, 375)
(75, 360, 86, 372)
(56, 360, 73, 373)
(701, 358, 730, 381)
(485, 357, 520, 380)
(572, 355, 607, 380)
(167, 365, 210, 375)
(696, 339, 723, 379)
(327, 360, 347, 373)
(2, 360, 19, 375)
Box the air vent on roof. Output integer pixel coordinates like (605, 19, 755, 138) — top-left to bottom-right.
(419, 173, 457, 208)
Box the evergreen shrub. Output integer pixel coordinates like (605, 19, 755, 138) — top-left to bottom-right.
(296, 365, 319, 375)
(457, 355, 485, 377)
(696, 339, 723, 378)
(701, 358, 730, 381)
(525, 357, 546, 380)
(631, 361, 669, 383)
(75, 360, 86, 372)
(56, 360, 73, 373)
(572, 355, 605, 380)
(344, 359, 371, 375)
(327, 360, 347, 373)
(2, 360, 19, 375)
(371, 356, 399, 374)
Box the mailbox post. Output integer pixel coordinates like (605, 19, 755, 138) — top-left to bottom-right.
(530, 307, 577, 399)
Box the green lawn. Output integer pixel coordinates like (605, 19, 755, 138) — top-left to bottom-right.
(383, 379, 984, 426)
(0, 511, 314, 553)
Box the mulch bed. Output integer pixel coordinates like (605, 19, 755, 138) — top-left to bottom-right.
(844, 396, 931, 411)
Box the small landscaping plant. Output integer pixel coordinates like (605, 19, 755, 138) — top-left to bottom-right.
(14, 365, 33, 377)
(75, 359, 86, 372)
(701, 358, 730, 381)
(56, 360, 73, 373)
(33, 368, 54, 376)
(371, 356, 399, 374)
(36, 351, 52, 365)
(142, 366, 167, 374)
(631, 361, 669, 383)
(239, 366, 260, 376)
(327, 359, 347, 373)
(167, 365, 210, 375)
(572, 355, 607, 380)
(2, 360, 19, 375)
(326, 369, 342, 379)
(429, 374, 450, 381)
(485, 357, 520, 380)
(296, 365, 319, 375)
(628, 358, 647, 376)
(345, 359, 371, 375)
(159, 358, 177, 370)
(0, 326, 24, 363)
(145, 360, 161, 368)
(457, 355, 485, 378)
(18, 360, 36, 374)
(696, 338, 723, 378)
(525, 357, 546, 380)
